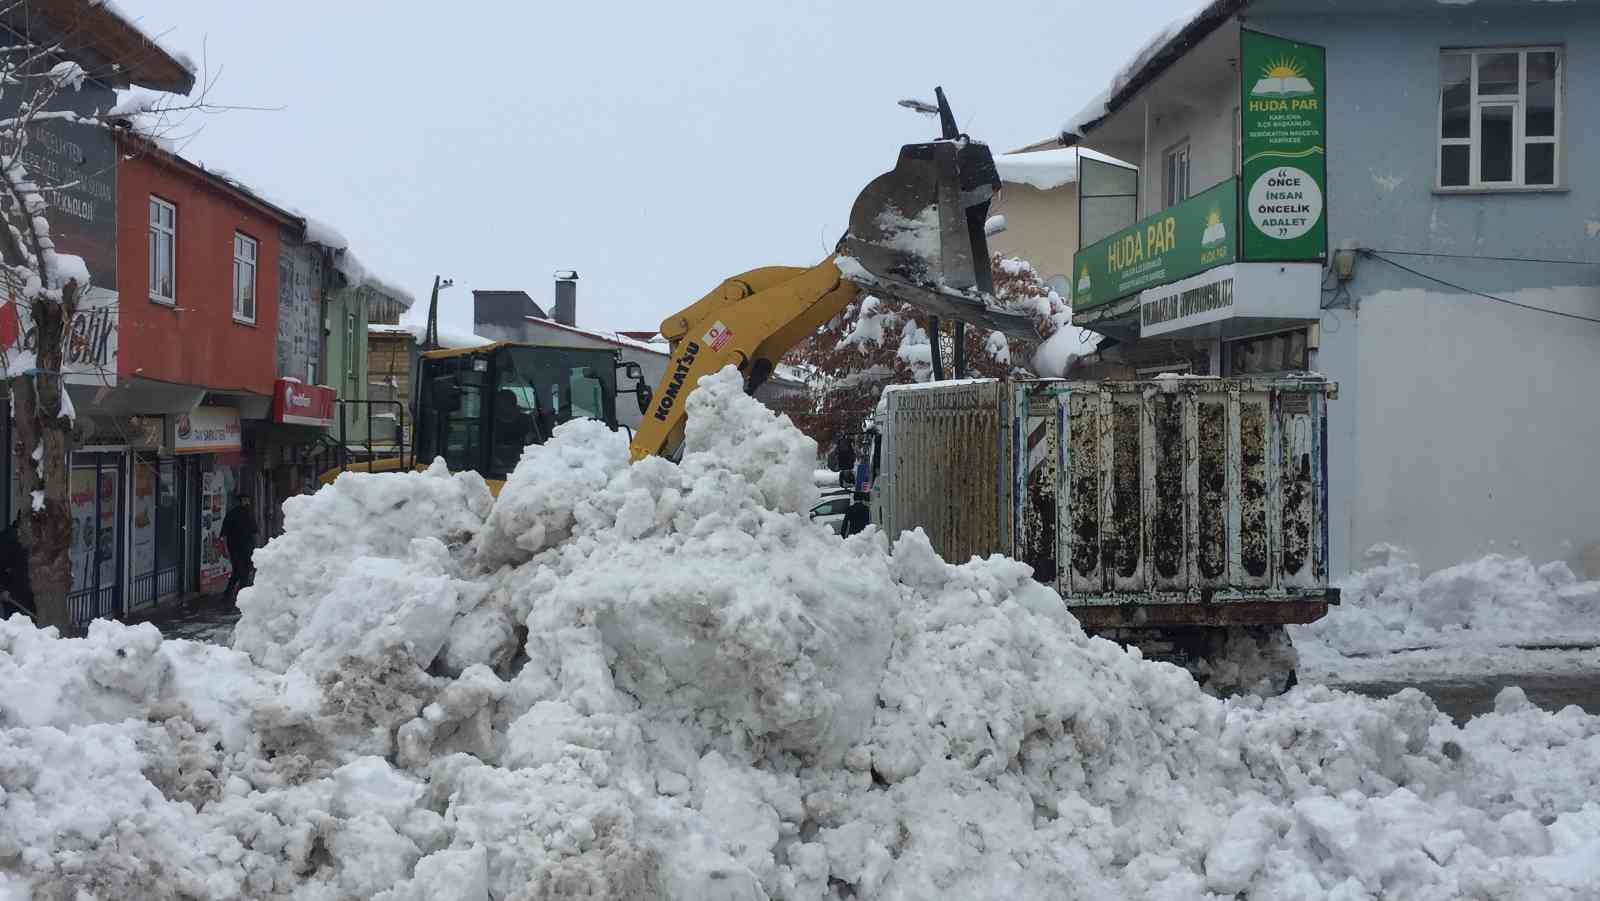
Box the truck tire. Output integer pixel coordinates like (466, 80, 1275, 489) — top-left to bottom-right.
(1191, 625, 1299, 697)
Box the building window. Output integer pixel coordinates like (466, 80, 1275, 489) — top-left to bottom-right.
(1227, 329, 1310, 376)
(1163, 140, 1190, 207)
(232, 233, 258, 323)
(1439, 48, 1561, 189)
(148, 197, 175, 303)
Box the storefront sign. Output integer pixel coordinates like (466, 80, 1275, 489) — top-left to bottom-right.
(2, 286, 120, 385)
(1071, 179, 1237, 311)
(272, 379, 336, 428)
(173, 406, 241, 454)
(1139, 262, 1324, 338)
(1240, 29, 1328, 262)
(1140, 266, 1237, 337)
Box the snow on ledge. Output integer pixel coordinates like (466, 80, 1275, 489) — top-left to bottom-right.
(995, 147, 1132, 191)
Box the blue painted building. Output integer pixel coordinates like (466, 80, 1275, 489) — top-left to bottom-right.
(1060, 0, 1600, 577)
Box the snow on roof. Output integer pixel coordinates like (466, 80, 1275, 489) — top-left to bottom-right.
(524, 317, 669, 356)
(994, 147, 1132, 191)
(295, 213, 414, 309)
(389, 320, 492, 349)
(1060, 0, 1238, 140)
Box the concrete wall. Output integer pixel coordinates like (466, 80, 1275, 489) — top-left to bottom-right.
(1249, 2, 1600, 576)
(1137, 79, 1237, 218)
(990, 183, 1079, 285)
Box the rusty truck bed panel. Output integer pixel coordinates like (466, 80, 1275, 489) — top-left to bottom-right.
(879, 377, 1337, 625)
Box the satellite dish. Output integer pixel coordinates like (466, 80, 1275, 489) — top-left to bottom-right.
(1046, 274, 1071, 299)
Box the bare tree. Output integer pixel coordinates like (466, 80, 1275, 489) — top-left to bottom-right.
(0, 1, 218, 628)
(775, 254, 1070, 453)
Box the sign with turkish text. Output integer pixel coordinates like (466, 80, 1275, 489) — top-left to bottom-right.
(1140, 265, 1237, 337)
(1, 286, 119, 384)
(1070, 178, 1237, 311)
(1240, 29, 1328, 262)
(174, 406, 242, 455)
(272, 379, 336, 427)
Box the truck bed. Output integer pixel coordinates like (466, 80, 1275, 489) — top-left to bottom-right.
(875, 376, 1338, 628)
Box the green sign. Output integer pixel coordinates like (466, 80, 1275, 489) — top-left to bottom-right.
(1070, 178, 1237, 311)
(1240, 29, 1327, 262)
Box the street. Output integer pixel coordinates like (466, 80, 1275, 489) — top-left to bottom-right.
(1339, 673, 1600, 725)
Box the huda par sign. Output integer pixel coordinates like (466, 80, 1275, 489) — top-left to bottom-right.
(1072, 180, 1237, 311)
(1240, 28, 1327, 262)
(1070, 29, 1328, 312)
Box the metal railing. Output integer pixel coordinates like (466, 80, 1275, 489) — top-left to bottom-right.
(328, 399, 410, 476)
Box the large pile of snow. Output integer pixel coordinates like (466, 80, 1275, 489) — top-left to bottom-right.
(1292, 546, 1600, 683)
(5, 368, 1600, 899)
(1294, 545, 1600, 655)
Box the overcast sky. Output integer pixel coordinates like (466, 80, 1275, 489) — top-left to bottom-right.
(131, 0, 1196, 336)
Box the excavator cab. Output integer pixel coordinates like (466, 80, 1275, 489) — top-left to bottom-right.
(413, 342, 639, 483)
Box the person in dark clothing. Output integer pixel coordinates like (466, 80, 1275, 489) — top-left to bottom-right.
(0, 516, 33, 615)
(221, 496, 258, 598)
(842, 491, 871, 537)
(833, 435, 856, 487)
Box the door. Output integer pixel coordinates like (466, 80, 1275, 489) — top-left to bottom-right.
(67, 451, 124, 625)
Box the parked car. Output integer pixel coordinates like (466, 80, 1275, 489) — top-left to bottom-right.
(809, 491, 853, 535)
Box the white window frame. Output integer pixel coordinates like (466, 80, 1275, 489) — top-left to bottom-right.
(1437, 46, 1562, 191)
(148, 196, 176, 304)
(232, 232, 258, 324)
(1163, 139, 1191, 208)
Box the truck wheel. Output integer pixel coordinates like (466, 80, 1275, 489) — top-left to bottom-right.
(1192, 625, 1299, 697)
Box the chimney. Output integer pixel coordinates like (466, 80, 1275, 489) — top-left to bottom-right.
(553, 270, 578, 326)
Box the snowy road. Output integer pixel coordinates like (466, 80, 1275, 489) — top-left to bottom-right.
(152, 598, 241, 645)
(1339, 672, 1600, 725)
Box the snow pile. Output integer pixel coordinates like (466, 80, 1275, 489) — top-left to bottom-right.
(5, 368, 1600, 898)
(1294, 546, 1600, 666)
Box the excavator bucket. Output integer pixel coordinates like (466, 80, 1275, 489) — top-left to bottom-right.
(839, 87, 1037, 339)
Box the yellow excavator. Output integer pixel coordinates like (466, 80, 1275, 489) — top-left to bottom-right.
(324, 88, 1033, 490)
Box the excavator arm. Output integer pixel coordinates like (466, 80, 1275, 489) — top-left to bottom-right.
(629, 86, 1039, 463)
(628, 259, 857, 460)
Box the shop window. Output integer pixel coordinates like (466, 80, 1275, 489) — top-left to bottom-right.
(1227, 330, 1310, 376)
(149, 197, 176, 303)
(233, 232, 258, 323)
(1438, 48, 1562, 189)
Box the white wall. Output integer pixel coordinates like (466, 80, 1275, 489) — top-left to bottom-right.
(1319, 285, 1600, 578)
(1138, 81, 1237, 218)
(990, 183, 1079, 283)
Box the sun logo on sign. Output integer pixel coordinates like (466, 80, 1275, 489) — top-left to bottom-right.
(1201, 209, 1227, 247)
(1253, 56, 1314, 96)
(1076, 264, 1091, 294)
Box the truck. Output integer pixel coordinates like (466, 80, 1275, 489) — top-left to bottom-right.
(871, 375, 1339, 694)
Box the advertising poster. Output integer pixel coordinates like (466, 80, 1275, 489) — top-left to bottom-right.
(131, 461, 156, 579)
(199, 470, 232, 592)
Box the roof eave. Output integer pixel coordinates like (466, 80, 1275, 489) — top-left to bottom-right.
(1061, 0, 1245, 146)
(29, 0, 196, 94)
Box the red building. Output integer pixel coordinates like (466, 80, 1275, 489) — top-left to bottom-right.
(30, 136, 309, 618)
(115, 141, 291, 399)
